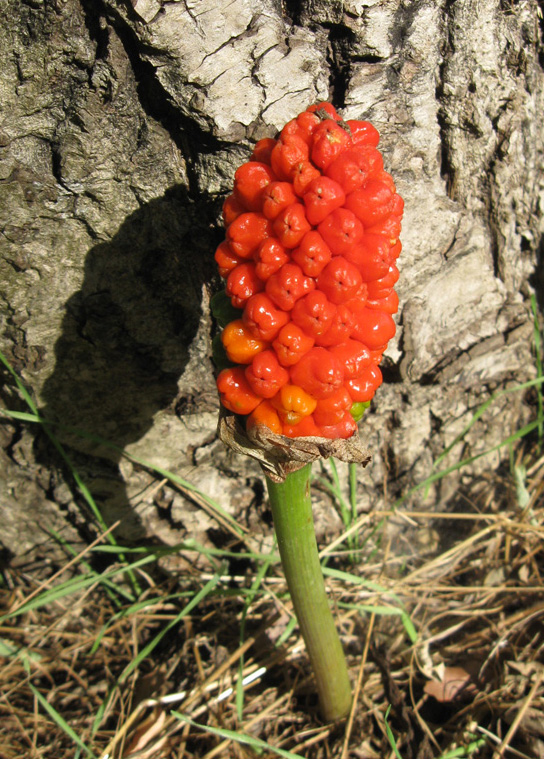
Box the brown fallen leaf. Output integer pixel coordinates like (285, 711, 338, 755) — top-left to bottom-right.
(123, 708, 167, 758)
(424, 665, 477, 703)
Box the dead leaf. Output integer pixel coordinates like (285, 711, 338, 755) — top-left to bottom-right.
(124, 709, 166, 758)
(424, 665, 477, 703)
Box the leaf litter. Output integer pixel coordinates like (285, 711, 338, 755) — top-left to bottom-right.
(0, 439, 543, 759)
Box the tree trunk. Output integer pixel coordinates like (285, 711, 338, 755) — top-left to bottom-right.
(1, 0, 543, 559)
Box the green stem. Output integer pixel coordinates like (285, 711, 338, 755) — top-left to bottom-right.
(266, 464, 352, 722)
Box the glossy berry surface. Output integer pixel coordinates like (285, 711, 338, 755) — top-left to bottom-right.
(213, 102, 403, 439)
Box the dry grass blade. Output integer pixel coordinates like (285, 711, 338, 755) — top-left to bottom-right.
(341, 612, 375, 759)
(491, 673, 543, 758)
(5, 521, 121, 618)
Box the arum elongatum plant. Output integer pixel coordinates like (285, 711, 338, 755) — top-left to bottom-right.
(213, 102, 403, 721)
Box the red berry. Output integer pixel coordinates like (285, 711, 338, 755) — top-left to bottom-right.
(344, 235, 392, 281)
(217, 367, 262, 414)
(329, 339, 372, 379)
(273, 203, 312, 248)
(233, 162, 276, 211)
(317, 256, 363, 304)
(366, 265, 399, 298)
(345, 365, 383, 403)
(292, 160, 321, 196)
(245, 350, 289, 398)
(265, 263, 315, 311)
(319, 412, 357, 439)
(345, 120, 380, 147)
(253, 237, 289, 279)
(243, 293, 289, 341)
(290, 347, 344, 399)
(344, 180, 395, 228)
(291, 290, 337, 338)
(271, 136, 310, 180)
(303, 176, 346, 225)
(366, 290, 399, 314)
(272, 322, 315, 367)
(226, 263, 264, 309)
(318, 208, 364, 257)
(325, 147, 383, 194)
(314, 387, 352, 426)
(261, 182, 298, 220)
(350, 307, 396, 349)
(215, 241, 243, 278)
(227, 213, 272, 258)
(222, 194, 246, 226)
(282, 414, 323, 438)
(291, 231, 332, 277)
(311, 120, 352, 170)
(314, 304, 355, 347)
(251, 137, 277, 163)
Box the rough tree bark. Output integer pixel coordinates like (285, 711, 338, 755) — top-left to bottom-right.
(0, 0, 543, 560)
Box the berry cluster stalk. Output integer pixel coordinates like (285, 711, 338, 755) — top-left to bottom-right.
(265, 464, 352, 721)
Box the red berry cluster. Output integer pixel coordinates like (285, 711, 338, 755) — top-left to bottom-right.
(214, 102, 403, 440)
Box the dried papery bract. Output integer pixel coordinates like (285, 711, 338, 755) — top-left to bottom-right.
(218, 407, 370, 482)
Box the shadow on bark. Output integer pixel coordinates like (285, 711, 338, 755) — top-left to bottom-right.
(532, 236, 544, 314)
(37, 185, 219, 542)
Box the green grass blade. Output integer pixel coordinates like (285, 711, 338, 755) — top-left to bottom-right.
(90, 576, 225, 737)
(0, 638, 43, 665)
(90, 688, 115, 739)
(432, 376, 544, 472)
(29, 683, 97, 759)
(125, 457, 245, 537)
(384, 705, 404, 759)
(0, 361, 109, 537)
(89, 590, 194, 656)
(322, 566, 402, 599)
(47, 527, 134, 606)
(338, 601, 409, 616)
(92, 539, 277, 564)
(172, 713, 306, 759)
(1, 409, 42, 423)
(530, 293, 543, 442)
(317, 460, 365, 558)
(0, 349, 40, 415)
(399, 612, 418, 644)
(321, 567, 417, 642)
(337, 602, 417, 643)
(349, 462, 358, 529)
(0, 349, 141, 594)
(117, 571, 224, 684)
(317, 461, 352, 532)
(1, 555, 156, 621)
(438, 739, 487, 759)
(275, 615, 297, 647)
(423, 418, 539, 491)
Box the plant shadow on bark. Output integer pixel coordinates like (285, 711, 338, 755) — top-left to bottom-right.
(36, 184, 220, 544)
(532, 235, 544, 313)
